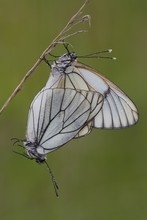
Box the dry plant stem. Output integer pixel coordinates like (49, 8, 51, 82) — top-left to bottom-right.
(0, 0, 90, 114)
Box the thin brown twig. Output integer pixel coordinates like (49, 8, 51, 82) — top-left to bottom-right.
(0, 0, 90, 114)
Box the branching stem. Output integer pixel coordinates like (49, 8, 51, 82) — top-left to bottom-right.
(0, 0, 90, 114)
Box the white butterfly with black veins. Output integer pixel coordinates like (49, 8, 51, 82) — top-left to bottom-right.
(45, 50, 139, 134)
(23, 87, 103, 196)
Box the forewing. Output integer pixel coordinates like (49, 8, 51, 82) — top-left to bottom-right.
(76, 63, 139, 128)
(44, 59, 138, 129)
(26, 88, 48, 142)
(45, 65, 90, 90)
(32, 88, 91, 154)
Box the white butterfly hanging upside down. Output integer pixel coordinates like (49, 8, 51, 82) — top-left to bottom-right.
(13, 87, 103, 196)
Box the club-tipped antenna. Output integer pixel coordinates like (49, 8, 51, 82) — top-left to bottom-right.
(44, 160, 59, 197)
(77, 49, 116, 60)
(79, 56, 117, 60)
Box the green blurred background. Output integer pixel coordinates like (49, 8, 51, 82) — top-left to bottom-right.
(0, 0, 146, 219)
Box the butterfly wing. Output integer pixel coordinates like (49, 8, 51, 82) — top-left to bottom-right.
(26, 88, 94, 154)
(76, 63, 139, 128)
(74, 90, 104, 137)
(45, 59, 138, 129)
(74, 121, 93, 138)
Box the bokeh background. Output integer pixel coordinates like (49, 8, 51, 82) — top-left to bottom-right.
(0, 0, 146, 219)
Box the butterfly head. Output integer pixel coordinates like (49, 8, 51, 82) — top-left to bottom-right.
(59, 52, 77, 62)
(24, 141, 46, 163)
(52, 52, 77, 72)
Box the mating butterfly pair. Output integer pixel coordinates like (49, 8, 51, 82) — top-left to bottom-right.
(15, 49, 139, 196)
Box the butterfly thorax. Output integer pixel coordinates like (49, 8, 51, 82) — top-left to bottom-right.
(24, 141, 46, 163)
(51, 52, 77, 73)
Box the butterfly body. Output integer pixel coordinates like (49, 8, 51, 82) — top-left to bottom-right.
(51, 52, 77, 74)
(24, 87, 103, 160)
(46, 52, 139, 130)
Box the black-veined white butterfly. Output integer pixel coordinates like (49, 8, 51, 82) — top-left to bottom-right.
(45, 50, 139, 136)
(14, 87, 103, 196)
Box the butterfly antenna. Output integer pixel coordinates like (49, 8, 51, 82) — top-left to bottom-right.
(44, 160, 59, 197)
(78, 49, 116, 60)
(84, 56, 116, 60)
